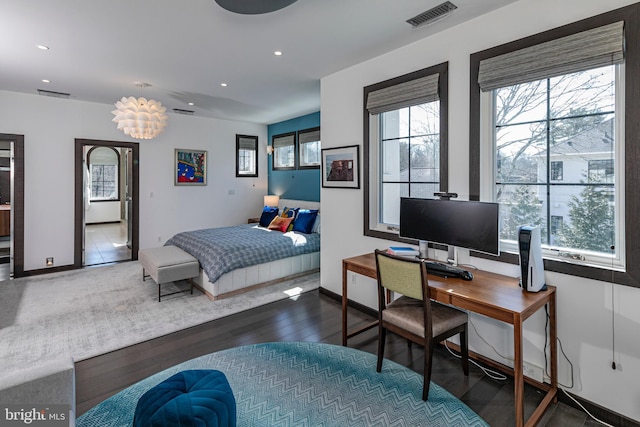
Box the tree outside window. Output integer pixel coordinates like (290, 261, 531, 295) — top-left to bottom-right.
(493, 65, 616, 257)
(380, 102, 440, 225)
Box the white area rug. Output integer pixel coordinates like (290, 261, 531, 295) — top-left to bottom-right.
(0, 262, 319, 380)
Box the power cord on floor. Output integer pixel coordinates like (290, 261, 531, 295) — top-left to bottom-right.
(559, 388, 614, 427)
(443, 341, 507, 381)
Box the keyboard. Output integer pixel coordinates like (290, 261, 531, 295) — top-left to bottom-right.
(423, 261, 473, 280)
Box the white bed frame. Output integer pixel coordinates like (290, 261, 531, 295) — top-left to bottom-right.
(192, 199, 320, 299)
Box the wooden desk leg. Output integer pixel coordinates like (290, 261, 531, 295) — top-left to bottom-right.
(342, 261, 348, 346)
(514, 315, 525, 427)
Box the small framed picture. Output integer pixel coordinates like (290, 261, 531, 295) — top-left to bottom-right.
(321, 145, 359, 189)
(175, 149, 207, 185)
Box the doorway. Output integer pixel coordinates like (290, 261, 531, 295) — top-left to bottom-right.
(74, 139, 139, 268)
(0, 134, 25, 279)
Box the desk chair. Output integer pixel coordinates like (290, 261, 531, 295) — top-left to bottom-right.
(374, 249, 469, 400)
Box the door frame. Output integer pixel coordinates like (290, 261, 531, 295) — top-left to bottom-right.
(0, 134, 24, 277)
(74, 138, 139, 268)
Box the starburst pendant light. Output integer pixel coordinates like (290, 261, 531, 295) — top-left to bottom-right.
(111, 83, 168, 139)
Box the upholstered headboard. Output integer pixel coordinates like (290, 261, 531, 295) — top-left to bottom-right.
(278, 199, 320, 213)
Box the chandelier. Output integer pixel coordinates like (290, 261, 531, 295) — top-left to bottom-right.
(111, 84, 168, 139)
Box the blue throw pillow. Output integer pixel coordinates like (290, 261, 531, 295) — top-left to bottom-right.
(259, 206, 279, 227)
(292, 209, 319, 234)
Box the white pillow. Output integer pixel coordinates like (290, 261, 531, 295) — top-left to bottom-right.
(312, 214, 321, 234)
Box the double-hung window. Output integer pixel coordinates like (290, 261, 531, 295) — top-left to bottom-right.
(364, 63, 449, 239)
(470, 6, 640, 285)
(272, 132, 296, 170)
(298, 127, 321, 169)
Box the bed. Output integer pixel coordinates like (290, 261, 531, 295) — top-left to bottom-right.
(165, 199, 320, 299)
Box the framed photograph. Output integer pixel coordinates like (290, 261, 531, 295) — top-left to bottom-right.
(321, 145, 359, 189)
(175, 149, 207, 185)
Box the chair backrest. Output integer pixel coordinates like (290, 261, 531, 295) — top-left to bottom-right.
(374, 249, 426, 301)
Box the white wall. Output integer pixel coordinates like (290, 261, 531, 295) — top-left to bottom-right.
(85, 201, 120, 224)
(320, 0, 640, 421)
(0, 90, 268, 270)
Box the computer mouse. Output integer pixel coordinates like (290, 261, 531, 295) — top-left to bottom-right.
(459, 270, 473, 281)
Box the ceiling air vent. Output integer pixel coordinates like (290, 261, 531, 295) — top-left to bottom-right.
(37, 89, 70, 99)
(406, 1, 457, 28)
(172, 108, 195, 115)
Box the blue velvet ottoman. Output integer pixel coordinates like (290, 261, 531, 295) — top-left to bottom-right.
(133, 370, 236, 427)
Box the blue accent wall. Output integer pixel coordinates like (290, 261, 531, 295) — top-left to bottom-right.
(267, 112, 320, 202)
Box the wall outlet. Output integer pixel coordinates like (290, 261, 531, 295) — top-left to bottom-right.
(157, 236, 162, 243)
(523, 362, 544, 383)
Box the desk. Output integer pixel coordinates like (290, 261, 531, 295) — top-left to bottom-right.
(342, 252, 557, 427)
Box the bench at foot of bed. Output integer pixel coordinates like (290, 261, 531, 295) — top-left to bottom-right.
(138, 245, 200, 302)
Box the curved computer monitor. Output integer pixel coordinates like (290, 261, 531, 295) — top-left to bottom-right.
(399, 197, 500, 256)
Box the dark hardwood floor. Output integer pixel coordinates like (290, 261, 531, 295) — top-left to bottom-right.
(76, 289, 616, 426)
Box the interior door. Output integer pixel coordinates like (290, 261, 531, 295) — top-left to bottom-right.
(74, 139, 139, 269)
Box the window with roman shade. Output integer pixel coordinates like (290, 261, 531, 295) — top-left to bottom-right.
(272, 132, 296, 170)
(297, 127, 321, 169)
(236, 134, 258, 177)
(469, 4, 640, 287)
(363, 62, 449, 241)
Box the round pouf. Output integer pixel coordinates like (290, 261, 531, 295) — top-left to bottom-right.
(133, 369, 236, 427)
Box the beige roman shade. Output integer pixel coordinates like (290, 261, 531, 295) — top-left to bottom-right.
(478, 21, 624, 92)
(366, 73, 439, 115)
(298, 128, 320, 145)
(273, 133, 295, 148)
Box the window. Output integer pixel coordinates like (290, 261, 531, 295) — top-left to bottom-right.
(236, 134, 258, 177)
(550, 161, 563, 181)
(588, 159, 614, 183)
(272, 132, 295, 170)
(297, 127, 321, 169)
(88, 146, 119, 201)
(364, 63, 449, 240)
(492, 66, 617, 259)
(470, 5, 640, 286)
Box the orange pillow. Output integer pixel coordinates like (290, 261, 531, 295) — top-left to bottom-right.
(267, 215, 293, 232)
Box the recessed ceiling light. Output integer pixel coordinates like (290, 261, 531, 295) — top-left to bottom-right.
(41, 79, 50, 83)
(188, 102, 194, 106)
(220, 83, 228, 87)
(36, 45, 49, 50)
(274, 51, 283, 56)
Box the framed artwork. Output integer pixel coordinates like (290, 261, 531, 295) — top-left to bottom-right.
(321, 145, 359, 189)
(175, 149, 207, 185)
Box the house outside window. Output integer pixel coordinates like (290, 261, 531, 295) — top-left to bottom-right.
(474, 19, 625, 271)
(492, 67, 617, 262)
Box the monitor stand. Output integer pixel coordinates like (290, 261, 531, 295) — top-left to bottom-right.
(418, 240, 429, 259)
(447, 245, 459, 266)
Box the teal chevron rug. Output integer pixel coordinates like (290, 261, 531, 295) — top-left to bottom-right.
(77, 342, 488, 427)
